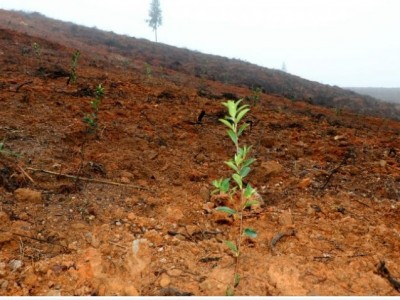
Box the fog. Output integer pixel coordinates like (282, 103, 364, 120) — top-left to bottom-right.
(1, 0, 399, 87)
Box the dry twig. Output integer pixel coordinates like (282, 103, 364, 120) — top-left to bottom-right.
(26, 167, 149, 190)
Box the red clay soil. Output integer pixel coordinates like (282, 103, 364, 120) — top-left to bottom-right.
(0, 26, 400, 296)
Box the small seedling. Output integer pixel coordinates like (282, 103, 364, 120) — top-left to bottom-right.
(32, 42, 41, 59)
(249, 86, 262, 106)
(69, 50, 80, 84)
(145, 62, 152, 78)
(0, 139, 21, 158)
(83, 84, 105, 133)
(212, 99, 259, 295)
(335, 107, 342, 117)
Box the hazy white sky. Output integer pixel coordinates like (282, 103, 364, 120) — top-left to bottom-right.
(1, 0, 399, 87)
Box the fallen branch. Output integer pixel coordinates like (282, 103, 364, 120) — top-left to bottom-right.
(14, 80, 33, 92)
(0, 229, 71, 253)
(376, 261, 400, 292)
(26, 167, 149, 190)
(18, 165, 35, 184)
(320, 149, 354, 191)
(270, 228, 296, 250)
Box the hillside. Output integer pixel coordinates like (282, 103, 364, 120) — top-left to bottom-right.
(0, 9, 400, 296)
(0, 9, 399, 120)
(347, 87, 400, 104)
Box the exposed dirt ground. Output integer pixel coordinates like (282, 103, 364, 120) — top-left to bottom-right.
(1, 27, 400, 296)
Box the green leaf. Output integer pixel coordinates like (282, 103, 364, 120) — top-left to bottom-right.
(234, 98, 244, 109)
(232, 173, 243, 190)
(219, 118, 234, 131)
(221, 178, 230, 193)
(225, 286, 235, 296)
(234, 273, 241, 288)
(244, 183, 256, 198)
(244, 200, 259, 208)
(239, 166, 251, 178)
(243, 228, 257, 238)
(234, 153, 244, 167)
(224, 240, 238, 255)
(225, 160, 239, 173)
(243, 158, 256, 168)
(225, 101, 237, 118)
(238, 122, 249, 137)
(216, 206, 237, 216)
(236, 108, 249, 123)
(227, 129, 237, 146)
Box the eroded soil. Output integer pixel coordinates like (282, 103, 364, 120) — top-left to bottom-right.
(1, 27, 400, 296)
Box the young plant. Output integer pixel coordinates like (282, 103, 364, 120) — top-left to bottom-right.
(32, 42, 44, 74)
(212, 99, 259, 295)
(250, 86, 262, 106)
(83, 84, 105, 133)
(32, 42, 41, 60)
(69, 50, 80, 84)
(0, 139, 21, 158)
(145, 62, 152, 79)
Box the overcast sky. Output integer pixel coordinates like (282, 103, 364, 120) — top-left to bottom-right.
(1, 0, 399, 87)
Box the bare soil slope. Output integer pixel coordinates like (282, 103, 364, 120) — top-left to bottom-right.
(1, 9, 399, 120)
(0, 20, 400, 296)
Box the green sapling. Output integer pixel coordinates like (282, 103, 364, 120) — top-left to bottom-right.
(212, 99, 259, 295)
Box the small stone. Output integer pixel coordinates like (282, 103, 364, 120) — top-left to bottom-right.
(115, 221, 122, 226)
(167, 268, 183, 277)
(120, 177, 131, 184)
(195, 153, 207, 163)
(334, 135, 346, 141)
(132, 238, 148, 255)
(14, 188, 42, 203)
(143, 230, 163, 246)
(199, 186, 210, 202)
(71, 222, 86, 230)
(120, 170, 134, 178)
(159, 274, 171, 288)
(202, 202, 215, 213)
(68, 241, 78, 251)
(0, 232, 12, 244)
(9, 259, 23, 272)
(0, 211, 8, 223)
(147, 150, 159, 160)
(98, 284, 106, 296)
(127, 212, 136, 221)
(1, 280, 8, 290)
(24, 272, 38, 286)
(185, 225, 197, 236)
(0, 263, 6, 277)
(261, 161, 283, 176)
(278, 210, 293, 227)
(298, 178, 312, 189)
(125, 196, 138, 206)
(379, 160, 387, 167)
(46, 290, 61, 296)
(165, 207, 184, 222)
